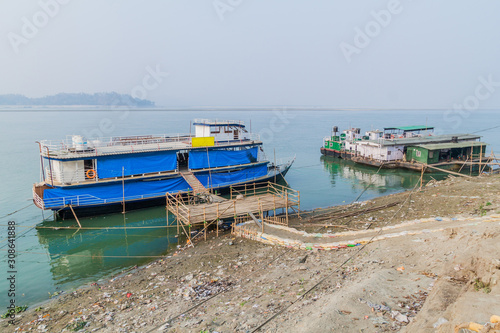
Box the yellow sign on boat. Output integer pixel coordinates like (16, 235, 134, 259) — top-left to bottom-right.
(192, 137, 215, 147)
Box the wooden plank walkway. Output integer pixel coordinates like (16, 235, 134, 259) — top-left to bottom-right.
(180, 170, 210, 194)
(168, 193, 291, 225)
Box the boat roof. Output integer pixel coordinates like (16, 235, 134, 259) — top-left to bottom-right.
(359, 133, 482, 146)
(415, 141, 488, 150)
(384, 125, 434, 132)
(192, 119, 246, 128)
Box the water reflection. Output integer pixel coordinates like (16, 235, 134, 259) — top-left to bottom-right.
(320, 156, 448, 194)
(36, 207, 183, 286)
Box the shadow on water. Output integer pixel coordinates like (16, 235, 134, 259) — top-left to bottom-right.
(36, 206, 185, 287)
(320, 155, 450, 195)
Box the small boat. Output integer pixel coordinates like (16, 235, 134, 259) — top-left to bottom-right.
(33, 119, 294, 218)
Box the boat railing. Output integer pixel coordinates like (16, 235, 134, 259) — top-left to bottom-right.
(40, 132, 261, 157)
(193, 119, 245, 126)
(41, 189, 192, 209)
(40, 133, 193, 155)
(38, 171, 271, 209)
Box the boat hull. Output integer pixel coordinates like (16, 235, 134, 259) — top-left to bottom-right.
(52, 164, 292, 219)
(320, 147, 354, 160)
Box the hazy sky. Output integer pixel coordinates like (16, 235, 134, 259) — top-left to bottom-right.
(1, 0, 500, 108)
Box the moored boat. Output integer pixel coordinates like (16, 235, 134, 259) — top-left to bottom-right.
(321, 125, 489, 172)
(33, 119, 294, 218)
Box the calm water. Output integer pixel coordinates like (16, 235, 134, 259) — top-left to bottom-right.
(1, 109, 499, 308)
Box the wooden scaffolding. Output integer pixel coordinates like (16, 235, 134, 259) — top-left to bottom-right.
(166, 182, 300, 244)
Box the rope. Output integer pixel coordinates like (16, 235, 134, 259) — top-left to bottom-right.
(350, 163, 385, 204)
(251, 179, 421, 332)
(0, 203, 33, 220)
(0, 249, 176, 259)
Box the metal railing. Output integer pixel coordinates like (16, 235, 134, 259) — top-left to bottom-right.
(39, 132, 261, 158)
(193, 119, 245, 126)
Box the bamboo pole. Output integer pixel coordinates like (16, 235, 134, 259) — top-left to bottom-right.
(216, 202, 219, 237)
(424, 164, 473, 178)
(68, 205, 82, 228)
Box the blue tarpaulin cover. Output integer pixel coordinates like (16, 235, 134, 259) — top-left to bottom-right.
(97, 151, 178, 178)
(43, 163, 268, 209)
(195, 163, 267, 188)
(43, 177, 190, 208)
(188, 147, 258, 169)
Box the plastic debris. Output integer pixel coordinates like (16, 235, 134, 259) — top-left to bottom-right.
(433, 317, 448, 328)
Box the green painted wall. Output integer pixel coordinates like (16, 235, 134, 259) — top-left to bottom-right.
(406, 146, 439, 164)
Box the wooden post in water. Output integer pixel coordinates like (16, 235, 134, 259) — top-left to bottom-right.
(69, 205, 82, 228)
(122, 167, 126, 214)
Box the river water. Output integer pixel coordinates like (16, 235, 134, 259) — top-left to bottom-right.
(0, 109, 498, 309)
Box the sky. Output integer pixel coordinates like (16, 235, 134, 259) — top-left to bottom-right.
(1, 0, 500, 109)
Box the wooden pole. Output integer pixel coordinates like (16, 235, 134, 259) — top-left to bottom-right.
(216, 203, 219, 237)
(420, 165, 425, 190)
(69, 205, 82, 228)
(204, 206, 206, 241)
(261, 203, 264, 234)
(285, 191, 289, 223)
(273, 194, 276, 216)
(479, 144, 483, 174)
(122, 167, 125, 214)
(274, 148, 277, 183)
(297, 190, 301, 219)
(424, 163, 473, 178)
(470, 144, 473, 176)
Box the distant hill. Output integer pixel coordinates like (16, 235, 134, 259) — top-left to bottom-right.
(0, 92, 154, 107)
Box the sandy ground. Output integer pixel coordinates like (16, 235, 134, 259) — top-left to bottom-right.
(2, 174, 500, 332)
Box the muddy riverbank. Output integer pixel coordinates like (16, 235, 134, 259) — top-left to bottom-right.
(3, 174, 500, 332)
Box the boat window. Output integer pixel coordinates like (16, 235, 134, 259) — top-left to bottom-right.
(210, 126, 221, 134)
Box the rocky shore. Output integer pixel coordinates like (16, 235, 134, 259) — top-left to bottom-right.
(3, 174, 500, 332)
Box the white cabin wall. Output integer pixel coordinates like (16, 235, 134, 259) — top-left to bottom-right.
(61, 160, 86, 183)
(194, 125, 248, 141)
(195, 125, 210, 137)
